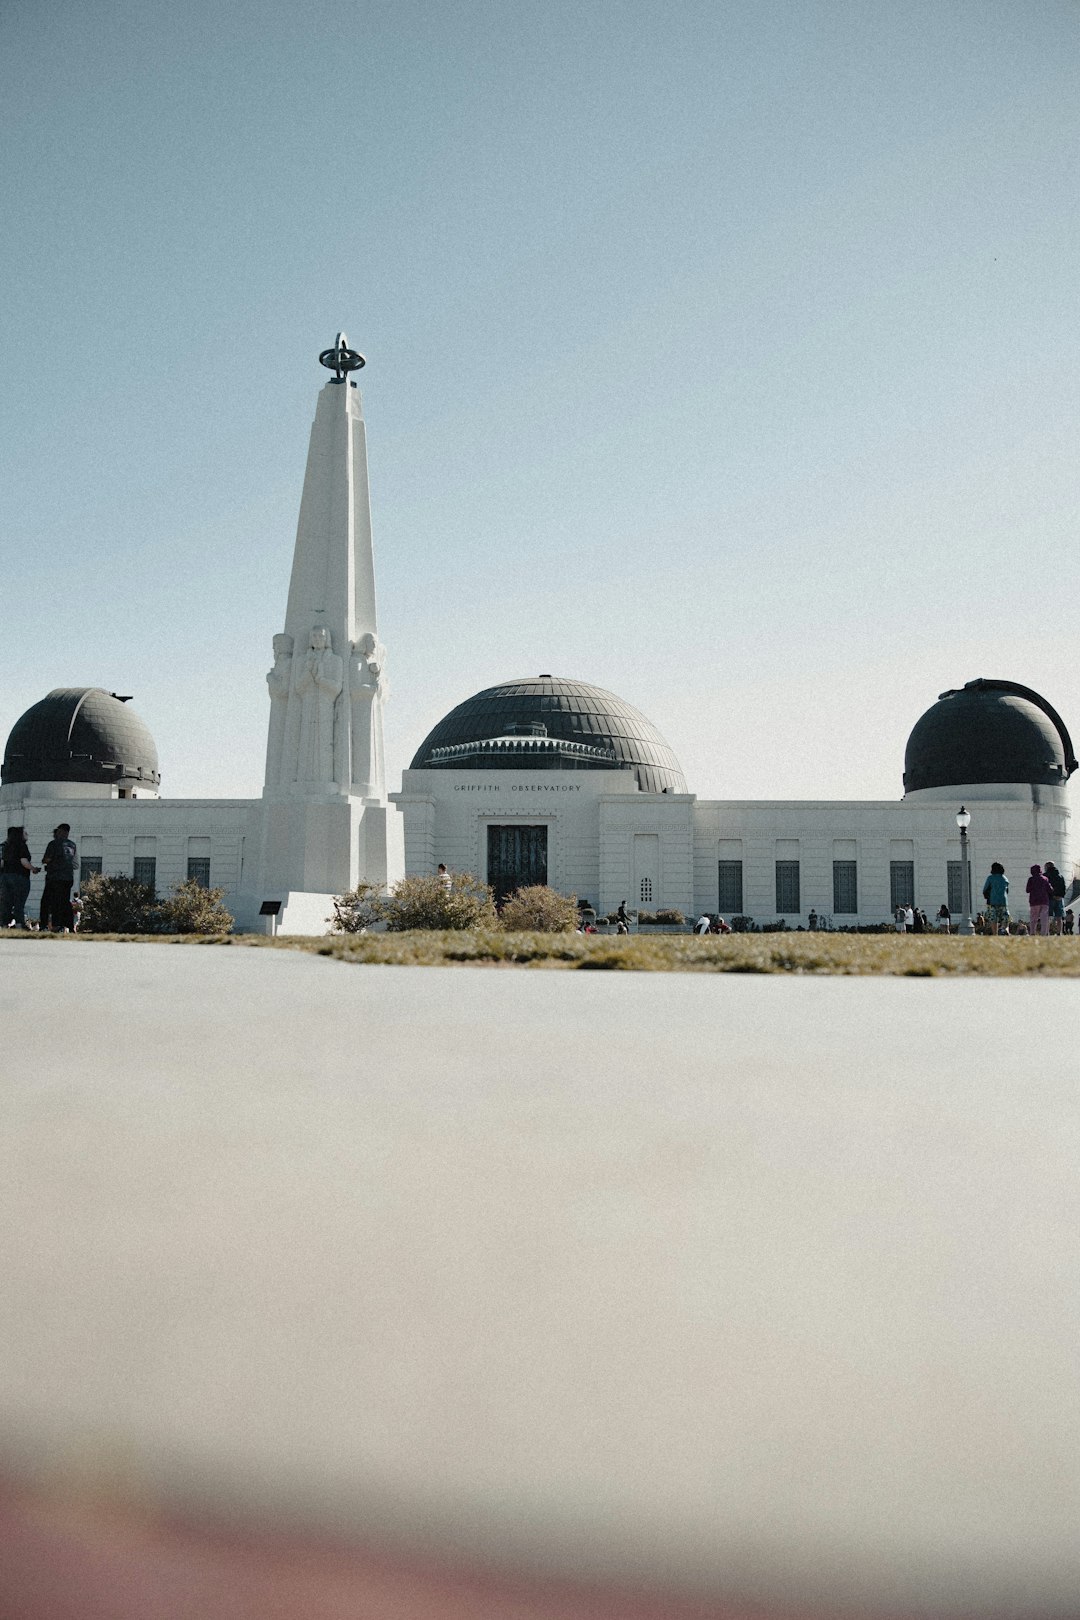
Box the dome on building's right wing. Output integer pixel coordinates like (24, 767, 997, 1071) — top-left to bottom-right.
(411, 676, 687, 793)
(2, 688, 160, 791)
(903, 679, 1076, 793)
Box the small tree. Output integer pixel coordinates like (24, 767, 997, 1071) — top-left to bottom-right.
(158, 877, 233, 935)
(500, 885, 579, 933)
(329, 882, 383, 934)
(382, 871, 497, 931)
(80, 873, 159, 933)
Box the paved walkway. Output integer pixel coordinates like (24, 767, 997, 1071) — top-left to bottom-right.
(2, 941, 1079, 1617)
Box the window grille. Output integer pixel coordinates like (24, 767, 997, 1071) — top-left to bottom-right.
(133, 857, 157, 890)
(832, 860, 857, 915)
(717, 860, 743, 913)
(79, 856, 103, 884)
(187, 858, 211, 888)
(775, 861, 800, 914)
(640, 877, 653, 904)
(890, 861, 915, 910)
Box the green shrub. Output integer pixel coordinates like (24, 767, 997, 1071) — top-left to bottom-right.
(329, 882, 383, 933)
(730, 915, 754, 932)
(158, 877, 233, 935)
(382, 872, 497, 931)
(499, 885, 579, 933)
(80, 873, 158, 933)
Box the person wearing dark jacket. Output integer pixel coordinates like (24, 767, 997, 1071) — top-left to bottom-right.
(1025, 864, 1052, 937)
(40, 823, 78, 933)
(1043, 861, 1067, 936)
(0, 827, 39, 929)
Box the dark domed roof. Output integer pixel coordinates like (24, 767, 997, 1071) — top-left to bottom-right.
(904, 679, 1076, 794)
(411, 676, 687, 793)
(2, 688, 160, 791)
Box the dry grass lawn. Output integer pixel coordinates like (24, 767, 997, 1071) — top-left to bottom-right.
(13, 929, 1080, 975)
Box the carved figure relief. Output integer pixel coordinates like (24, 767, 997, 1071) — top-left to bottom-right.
(264, 632, 294, 786)
(349, 632, 388, 795)
(294, 625, 343, 784)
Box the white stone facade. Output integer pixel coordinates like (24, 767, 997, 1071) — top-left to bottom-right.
(393, 768, 1072, 927)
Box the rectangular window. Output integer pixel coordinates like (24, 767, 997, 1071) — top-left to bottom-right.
(775, 860, 800, 914)
(947, 861, 972, 916)
(890, 861, 915, 910)
(833, 860, 858, 914)
(79, 856, 103, 884)
(133, 857, 157, 890)
(187, 858, 211, 888)
(717, 860, 743, 913)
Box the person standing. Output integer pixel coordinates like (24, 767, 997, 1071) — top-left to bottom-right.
(1043, 861, 1067, 935)
(935, 903, 951, 933)
(981, 862, 1010, 936)
(1025, 863, 1052, 937)
(40, 823, 78, 932)
(436, 863, 452, 895)
(0, 827, 39, 928)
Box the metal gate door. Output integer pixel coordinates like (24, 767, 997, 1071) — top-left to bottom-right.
(487, 824, 548, 904)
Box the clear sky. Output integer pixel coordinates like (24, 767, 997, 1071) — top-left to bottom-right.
(2, 0, 1078, 802)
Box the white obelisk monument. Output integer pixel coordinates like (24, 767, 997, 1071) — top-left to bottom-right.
(257, 335, 399, 924)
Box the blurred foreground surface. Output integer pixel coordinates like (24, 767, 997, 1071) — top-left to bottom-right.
(1, 942, 1078, 1619)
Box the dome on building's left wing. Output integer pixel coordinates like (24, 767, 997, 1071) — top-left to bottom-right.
(2, 688, 160, 791)
(410, 675, 687, 793)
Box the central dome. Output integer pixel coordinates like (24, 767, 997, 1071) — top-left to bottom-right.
(411, 676, 687, 793)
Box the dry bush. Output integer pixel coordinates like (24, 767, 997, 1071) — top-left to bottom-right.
(80, 873, 158, 933)
(499, 885, 579, 933)
(159, 877, 233, 934)
(80, 873, 232, 935)
(382, 872, 497, 931)
(329, 882, 383, 933)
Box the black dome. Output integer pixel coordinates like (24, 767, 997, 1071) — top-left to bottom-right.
(411, 676, 687, 793)
(904, 679, 1076, 794)
(2, 688, 160, 790)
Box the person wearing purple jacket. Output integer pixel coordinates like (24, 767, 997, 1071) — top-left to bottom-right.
(1025, 864, 1052, 936)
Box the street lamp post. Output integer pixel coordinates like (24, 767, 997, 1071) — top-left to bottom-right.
(956, 806, 973, 935)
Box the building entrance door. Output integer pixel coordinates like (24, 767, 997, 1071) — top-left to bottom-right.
(487, 824, 548, 904)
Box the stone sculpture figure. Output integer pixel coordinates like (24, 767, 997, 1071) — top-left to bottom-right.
(294, 626, 343, 785)
(349, 632, 387, 796)
(264, 633, 293, 787)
